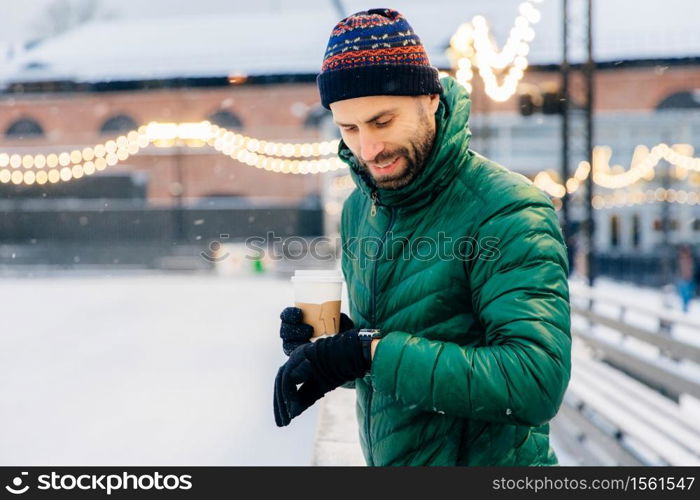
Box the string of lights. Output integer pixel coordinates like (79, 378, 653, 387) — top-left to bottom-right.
(2, 119, 699, 197)
(534, 143, 700, 198)
(449, 0, 543, 101)
(0, 121, 344, 185)
(592, 188, 700, 209)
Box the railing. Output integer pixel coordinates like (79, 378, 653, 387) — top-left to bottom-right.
(552, 282, 700, 465)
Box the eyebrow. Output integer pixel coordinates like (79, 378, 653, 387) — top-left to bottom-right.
(334, 108, 398, 127)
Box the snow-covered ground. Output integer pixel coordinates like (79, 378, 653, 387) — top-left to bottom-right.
(0, 272, 317, 465)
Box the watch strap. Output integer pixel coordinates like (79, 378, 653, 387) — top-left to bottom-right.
(358, 329, 382, 366)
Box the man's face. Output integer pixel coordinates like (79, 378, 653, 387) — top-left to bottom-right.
(330, 94, 440, 190)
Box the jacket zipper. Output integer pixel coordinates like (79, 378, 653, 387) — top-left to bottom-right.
(370, 204, 396, 325)
(365, 190, 396, 465)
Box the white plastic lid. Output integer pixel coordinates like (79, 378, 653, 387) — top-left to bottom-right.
(291, 269, 343, 283)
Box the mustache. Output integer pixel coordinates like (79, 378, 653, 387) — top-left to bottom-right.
(363, 147, 410, 166)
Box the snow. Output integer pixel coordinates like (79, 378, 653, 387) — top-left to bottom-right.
(0, 272, 318, 465)
(0, 11, 336, 83)
(3, 0, 699, 86)
(570, 275, 700, 404)
(571, 275, 700, 350)
(312, 388, 365, 466)
(1, 270, 698, 466)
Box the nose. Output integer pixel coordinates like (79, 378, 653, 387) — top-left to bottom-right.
(358, 132, 384, 163)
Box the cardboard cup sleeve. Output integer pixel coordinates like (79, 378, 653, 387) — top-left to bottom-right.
(295, 300, 342, 338)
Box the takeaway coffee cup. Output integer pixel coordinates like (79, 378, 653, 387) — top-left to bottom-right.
(291, 270, 343, 338)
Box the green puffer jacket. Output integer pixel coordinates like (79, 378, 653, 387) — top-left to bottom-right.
(338, 77, 571, 466)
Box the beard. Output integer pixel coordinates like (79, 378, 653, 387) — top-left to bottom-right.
(356, 110, 435, 190)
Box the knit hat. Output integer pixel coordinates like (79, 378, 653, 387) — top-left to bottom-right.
(317, 8, 443, 109)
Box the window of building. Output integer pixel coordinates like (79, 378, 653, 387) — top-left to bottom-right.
(610, 215, 620, 247)
(656, 90, 700, 111)
(208, 110, 243, 129)
(5, 118, 44, 138)
(100, 115, 138, 134)
(632, 214, 641, 248)
(654, 218, 679, 232)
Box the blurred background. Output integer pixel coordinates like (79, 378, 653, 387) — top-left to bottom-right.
(1, 0, 699, 466)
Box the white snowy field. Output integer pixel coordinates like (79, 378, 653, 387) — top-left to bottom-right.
(0, 272, 318, 465)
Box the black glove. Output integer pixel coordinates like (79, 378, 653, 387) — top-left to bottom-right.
(279, 306, 354, 356)
(274, 328, 369, 427)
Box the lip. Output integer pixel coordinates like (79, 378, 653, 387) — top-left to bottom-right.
(369, 157, 400, 176)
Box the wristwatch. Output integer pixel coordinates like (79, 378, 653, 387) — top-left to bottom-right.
(358, 329, 383, 365)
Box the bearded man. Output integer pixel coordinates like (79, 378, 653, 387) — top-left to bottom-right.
(274, 8, 571, 467)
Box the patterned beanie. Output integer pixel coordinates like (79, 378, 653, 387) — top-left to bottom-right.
(317, 8, 443, 109)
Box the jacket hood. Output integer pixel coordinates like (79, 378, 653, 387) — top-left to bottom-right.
(338, 76, 472, 211)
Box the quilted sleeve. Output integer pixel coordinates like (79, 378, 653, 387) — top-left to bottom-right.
(370, 189, 571, 427)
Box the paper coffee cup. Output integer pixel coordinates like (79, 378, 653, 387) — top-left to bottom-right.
(291, 270, 343, 338)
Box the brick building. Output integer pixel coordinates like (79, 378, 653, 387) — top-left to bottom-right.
(0, 83, 327, 203)
(1, 2, 698, 203)
(1, 1, 698, 272)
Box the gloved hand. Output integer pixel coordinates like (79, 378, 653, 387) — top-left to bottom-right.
(279, 306, 354, 356)
(274, 328, 369, 427)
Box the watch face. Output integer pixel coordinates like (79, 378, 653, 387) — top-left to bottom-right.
(359, 329, 381, 339)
